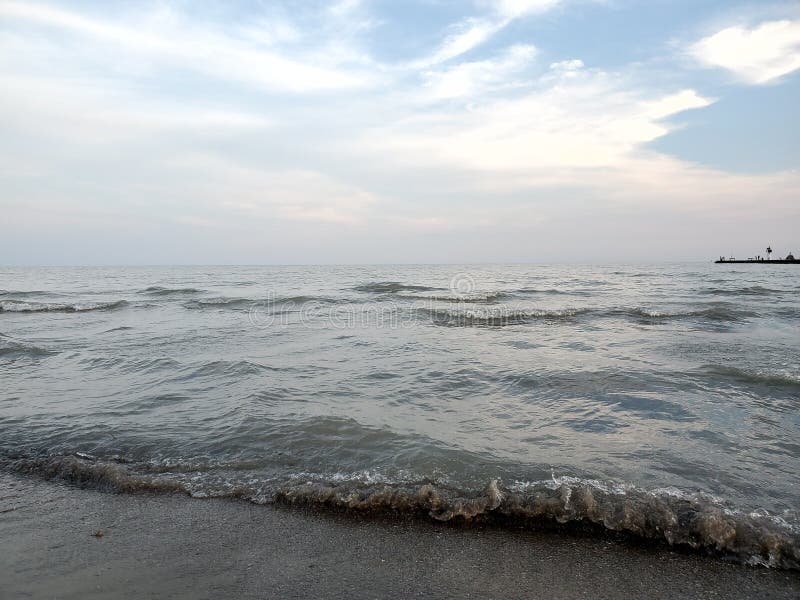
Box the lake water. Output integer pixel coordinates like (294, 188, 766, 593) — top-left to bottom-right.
(1, 264, 799, 567)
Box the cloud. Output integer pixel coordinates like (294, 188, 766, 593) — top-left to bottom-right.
(0, 1, 371, 92)
(2, 1, 798, 264)
(415, 18, 505, 67)
(494, 0, 565, 19)
(371, 68, 713, 170)
(422, 44, 537, 100)
(163, 155, 380, 226)
(417, 0, 566, 67)
(689, 20, 800, 84)
(550, 58, 584, 72)
(0, 75, 272, 143)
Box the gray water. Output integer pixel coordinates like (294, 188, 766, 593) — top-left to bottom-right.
(2, 264, 799, 566)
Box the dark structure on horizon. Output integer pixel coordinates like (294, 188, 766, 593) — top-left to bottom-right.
(716, 246, 798, 264)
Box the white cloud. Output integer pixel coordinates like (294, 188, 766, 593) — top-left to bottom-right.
(417, 0, 566, 67)
(0, 1, 371, 92)
(422, 44, 537, 99)
(690, 20, 800, 84)
(2, 1, 798, 264)
(371, 68, 713, 170)
(164, 155, 379, 226)
(550, 59, 584, 71)
(0, 75, 272, 143)
(415, 18, 504, 67)
(495, 0, 564, 19)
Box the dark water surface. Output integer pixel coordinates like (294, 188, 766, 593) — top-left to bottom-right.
(2, 264, 799, 566)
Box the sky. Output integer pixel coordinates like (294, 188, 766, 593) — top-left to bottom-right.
(1, 0, 799, 265)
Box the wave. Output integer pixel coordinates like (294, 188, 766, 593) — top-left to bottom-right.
(417, 305, 751, 327)
(516, 288, 590, 296)
(5, 455, 799, 569)
(186, 359, 286, 378)
(183, 295, 340, 311)
(0, 299, 128, 314)
(418, 307, 587, 326)
(412, 303, 754, 327)
(615, 306, 756, 324)
(141, 286, 203, 296)
(182, 297, 253, 310)
(79, 355, 181, 374)
(0, 289, 59, 298)
(395, 292, 512, 303)
(0, 335, 51, 358)
(702, 365, 800, 390)
(271, 295, 342, 305)
(700, 286, 782, 297)
(354, 282, 442, 294)
(774, 307, 800, 320)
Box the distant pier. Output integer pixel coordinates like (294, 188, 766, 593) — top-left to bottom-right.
(715, 258, 799, 264)
(715, 247, 797, 264)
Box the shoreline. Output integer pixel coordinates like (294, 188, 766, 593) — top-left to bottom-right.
(2, 471, 798, 599)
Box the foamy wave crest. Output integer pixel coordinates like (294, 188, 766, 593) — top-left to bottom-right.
(0, 299, 128, 313)
(7, 455, 798, 569)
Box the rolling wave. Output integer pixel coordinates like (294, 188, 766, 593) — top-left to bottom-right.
(141, 286, 203, 296)
(183, 295, 341, 310)
(182, 297, 253, 310)
(616, 306, 757, 323)
(0, 299, 128, 313)
(0, 289, 58, 298)
(0, 335, 51, 358)
(700, 286, 783, 297)
(418, 307, 587, 326)
(516, 287, 591, 296)
(415, 305, 752, 327)
(703, 365, 800, 390)
(394, 292, 512, 303)
(354, 281, 443, 294)
(6, 455, 799, 570)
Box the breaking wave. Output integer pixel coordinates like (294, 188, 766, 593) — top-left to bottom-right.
(0, 299, 128, 314)
(5, 455, 799, 570)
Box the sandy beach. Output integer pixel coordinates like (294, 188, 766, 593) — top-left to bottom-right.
(2, 471, 798, 599)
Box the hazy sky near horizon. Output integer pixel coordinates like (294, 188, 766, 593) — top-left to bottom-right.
(1, 0, 799, 265)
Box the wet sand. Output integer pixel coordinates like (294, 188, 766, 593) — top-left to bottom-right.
(2, 472, 798, 599)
